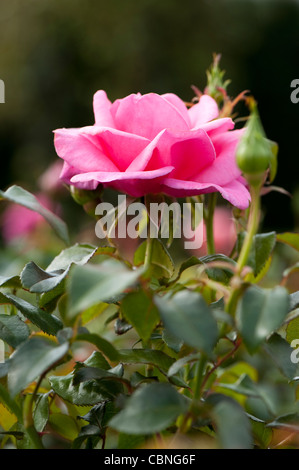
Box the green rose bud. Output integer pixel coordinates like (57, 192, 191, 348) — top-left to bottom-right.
(236, 101, 278, 185)
(70, 185, 103, 206)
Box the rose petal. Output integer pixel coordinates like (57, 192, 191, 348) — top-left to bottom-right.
(60, 162, 99, 190)
(194, 129, 244, 186)
(54, 127, 119, 173)
(92, 128, 150, 171)
(188, 95, 219, 129)
(127, 128, 215, 180)
(70, 166, 173, 184)
(93, 90, 115, 127)
(161, 177, 250, 209)
(161, 93, 191, 127)
(111, 93, 190, 140)
(70, 166, 174, 197)
(54, 126, 150, 173)
(199, 117, 235, 138)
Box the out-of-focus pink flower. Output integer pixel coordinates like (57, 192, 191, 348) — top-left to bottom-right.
(54, 90, 250, 209)
(1, 194, 53, 243)
(185, 207, 237, 256)
(38, 160, 64, 194)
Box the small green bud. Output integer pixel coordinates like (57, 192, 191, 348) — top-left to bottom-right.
(204, 53, 231, 105)
(236, 101, 278, 184)
(70, 185, 103, 206)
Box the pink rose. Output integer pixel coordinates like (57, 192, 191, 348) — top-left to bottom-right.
(54, 91, 250, 209)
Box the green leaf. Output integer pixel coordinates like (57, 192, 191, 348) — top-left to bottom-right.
(81, 302, 109, 326)
(171, 254, 235, 285)
(236, 286, 289, 353)
(75, 333, 120, 362)
(250, 418, 272, 449)
(134, 239, 175, 279)
(286, 316, 299, 344)
(175, 256, 204, 280)
(207, 394, 253, 449)
(118, 349, 175, 374)
(0, 185, 69, 244)
(68, 259, 142, 317)
(48, 413, 79, 441)
(0, 275, 22, 289)
(0, 383, 22, 421)
(49, 372, 106, 407)
(162, 329, 183, 353)
(109, 383, 188, 434)
(199, 254, 236, 284)
(38, 282, 66, 312)
(121, 290, 160, 342)
(82, 351, 111, 371)
(72, 424, 102, 449)
(33, 393, 50, 433)
(277, 232, 299, 251)
(238, 231, 276, 276)
(168, 353, 200, 377)
(20, 244, 98, 294)
(0, 314, 30, 348)
(73, 367, 124, 398)
(263, 333, 297, 380)
(80, 401, 117, 429)
(217, 373, 261, 399)
(20, 262, 68, 294)
(50, 352, 116, 407)
(154, 290, 218, 355)
(47, 243, 98, 271)
(8, 336, 69, 396)
(0, 293, 63, 336)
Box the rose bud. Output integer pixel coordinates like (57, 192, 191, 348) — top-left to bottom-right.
(236, 101, 278, 186)
(70, 185, 103, 206)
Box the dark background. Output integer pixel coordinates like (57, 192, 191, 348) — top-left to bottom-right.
(0, 0, 298, 232)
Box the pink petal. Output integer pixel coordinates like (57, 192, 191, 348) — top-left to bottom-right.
(127, 128, 215, 180)
(54, 126, 149, 173)
(110, 93, 190, 140)
(54, 127, 119, 173)
(188, 95, 219, 129)
(95, 128, 150, 171)
(194, 129, 244, 186)
(70, 167, 173, 184)
(161, 93, 191, 127)
(161, 177, 250, 209)
(199, 117, 234, 138)
(60, 162, 99, 190)
(93, 90, 115, 127)
(216, 179, 251, 210)
(70, 166, 174, 198)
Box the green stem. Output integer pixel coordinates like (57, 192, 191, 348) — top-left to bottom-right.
(144, 234, 154, 275)
(236, 183, 261, 275)
(224, 182, 262, 320)
(192, 354, 207, 403)
(205, 193, 217, 255)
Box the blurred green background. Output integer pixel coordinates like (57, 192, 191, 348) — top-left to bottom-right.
(0, 0, 299, 233)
